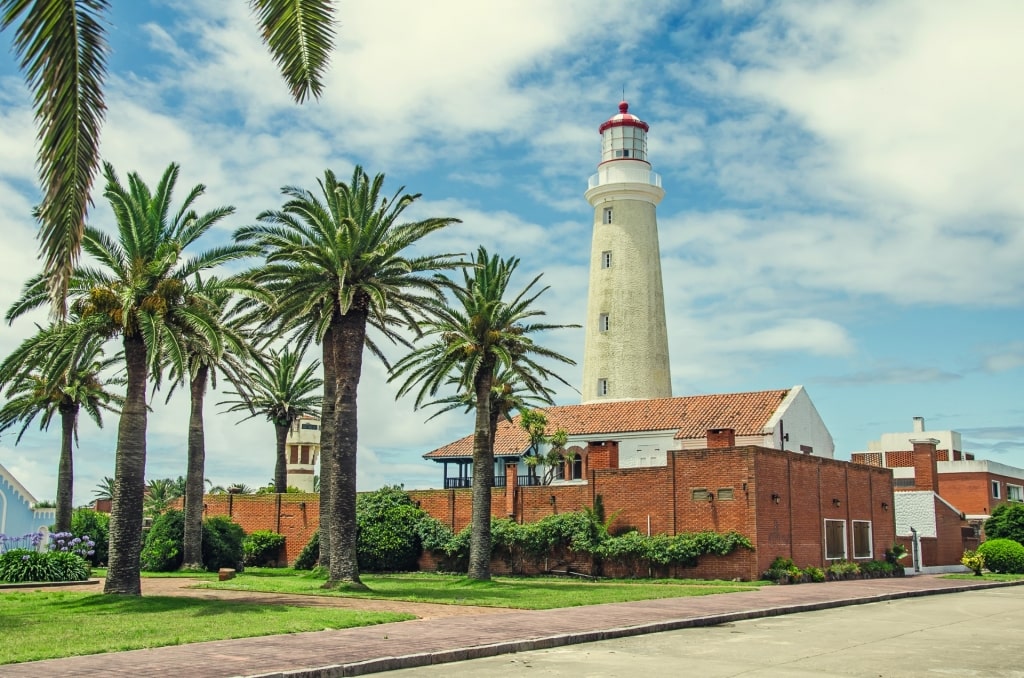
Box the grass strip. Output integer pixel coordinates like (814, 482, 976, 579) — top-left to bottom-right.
(201, 569, 762, 609)
(0, 591, 412, 665)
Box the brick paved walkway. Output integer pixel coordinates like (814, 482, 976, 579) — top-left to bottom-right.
(4, 575, 1020, 677)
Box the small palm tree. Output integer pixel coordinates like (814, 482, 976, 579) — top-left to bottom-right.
(0, 0, 337, 312)
(390, 247, 577, 580)
(143, 478, 180, 518)
(219, 346, 323, 493)
(236, 166, 461, 588)
(0, 322, 124, 532)
(93, 476, 116, 501)
(6, 161, 252, 595)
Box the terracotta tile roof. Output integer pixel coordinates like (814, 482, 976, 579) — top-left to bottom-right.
(423, 388, 790, 460)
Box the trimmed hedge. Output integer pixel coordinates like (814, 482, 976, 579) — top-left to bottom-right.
(978, 538, 1024, 574)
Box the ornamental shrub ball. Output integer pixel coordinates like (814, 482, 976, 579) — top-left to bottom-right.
(242, 530, 286, 567)
(978, 538, 1024, 574)
(356, 486, 428, 572)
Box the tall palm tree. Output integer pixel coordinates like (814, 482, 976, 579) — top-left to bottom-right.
(235, 166, 461, 588)
(6, 161, 251, 595)
(0, 322, 124, 532)
(0, 0, 337, 313)
(390, 247, 577, 580)
(219, 346, 323, 493)
(165, 276, 262, 570)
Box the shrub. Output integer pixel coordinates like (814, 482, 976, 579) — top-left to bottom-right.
(203, 516, 245, 571)
(803, 565, 826, 582)
(961, 549, 984, 575)
(978, 538, 1024, 574)
(242, 530, 286, 567)
(416, 517, 467, 573)
(0, 549, 89, 583)
(294, 530, 319, 570)
(140, 510, 245, 572)
(859, 560, 895, 577)
(984, 503, 1024, 544)
(826, 560, 860, 579)
(356, 486, 428, 572)
(71, 509, 109, 566)
(141, 510, 185, 572)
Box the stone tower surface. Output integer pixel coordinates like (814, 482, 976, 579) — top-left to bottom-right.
(581, 101, 671, 403)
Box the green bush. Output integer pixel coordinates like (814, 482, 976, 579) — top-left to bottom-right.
(826, 560, 861, 579)
(984, 503, 1024, 544)
(141, 510, 186, 572)
(294, 530, 319, 570)
(0, 549, 89, 583)
(140, 510, 245, 572)
(202, 516, 245, 571)
(356, 486, 428, 572)
(242, 530, 286, 567)
(961, 549, 984, 575)
(70, 509, 109, 567)
(803, 565, 826, 582)
(978, 538, 1024, 574)
(416, 517, 467, 572)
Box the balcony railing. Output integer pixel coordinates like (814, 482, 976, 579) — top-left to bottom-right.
(443, 475, 543, 489)
(588, 167, 662, 190)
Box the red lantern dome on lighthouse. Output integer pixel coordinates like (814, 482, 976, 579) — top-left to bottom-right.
(598, 100, 650, 164)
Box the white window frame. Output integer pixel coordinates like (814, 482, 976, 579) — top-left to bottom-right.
(599, 314, 610, 332)
(992, 480, 1001, 499)
(601, 250, 612, 269)
(852, 520, 872, 559)
(597, 378, 608, 397)
(824, 519, 847, 561)
(603, 207, 613, 224)
(1008, 484, 1023, 502)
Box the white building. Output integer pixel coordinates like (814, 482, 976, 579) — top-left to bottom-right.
(285, 415, 320, 492)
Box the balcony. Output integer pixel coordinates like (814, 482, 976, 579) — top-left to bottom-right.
(588, 167, 662, 190)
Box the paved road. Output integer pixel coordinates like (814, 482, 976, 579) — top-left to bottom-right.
(386, 585, 1024, 677)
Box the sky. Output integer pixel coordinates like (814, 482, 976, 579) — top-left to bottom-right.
(1, 0, 1022, 505)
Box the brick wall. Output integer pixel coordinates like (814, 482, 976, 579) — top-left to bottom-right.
(196, 493, 319, 565)
(937, 472, 1022, 518)
(933, 496, 967, 566)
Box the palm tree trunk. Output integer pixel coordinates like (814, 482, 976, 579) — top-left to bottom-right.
(324, 308, 367, 589)
(274, 421, 289, 492)
(55, 402, 77, 534)
(182, 365, 208, 570)
(468, 360, 496, 580)
(104, 333, 149, 595)
(318, 324, 336, 569)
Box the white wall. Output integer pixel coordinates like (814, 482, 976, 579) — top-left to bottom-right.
(764, 386, 835, 458)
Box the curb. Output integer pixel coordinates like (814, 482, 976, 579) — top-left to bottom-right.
(0, 578, 100, 590)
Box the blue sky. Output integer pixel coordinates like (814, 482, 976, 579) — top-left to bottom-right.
(1, 1, 1022, 504)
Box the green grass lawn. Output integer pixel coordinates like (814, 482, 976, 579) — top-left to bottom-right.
(943, 572, 1024, 581)
(0, 590, 413, 665)
(200, 569, 762, 609)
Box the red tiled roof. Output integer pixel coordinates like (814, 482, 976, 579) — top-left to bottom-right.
(423, 388, 790, 460)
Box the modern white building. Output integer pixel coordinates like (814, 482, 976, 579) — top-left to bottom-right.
(581, 101, 671, 404)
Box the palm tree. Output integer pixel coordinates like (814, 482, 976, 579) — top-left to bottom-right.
(0, 0, 337, 313)
(235, 166, 461, 588)
(6, 161, 252, 595)
(143, 477, 181, 518)
(219, 346, 323, 493)
(165, 276, 262, 570)
(390, 247, 577, 580)
(0, 322, 124, 532)
(93, 476, 115, 501)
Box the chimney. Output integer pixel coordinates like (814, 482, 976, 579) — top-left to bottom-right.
(912, 416, 925, 433)
(707, 428, 735, 449)
(910, 438, 940, 493)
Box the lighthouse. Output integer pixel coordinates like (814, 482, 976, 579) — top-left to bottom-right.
(581, 101, 671, 403)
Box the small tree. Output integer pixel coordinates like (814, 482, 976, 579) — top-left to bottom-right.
(984, 503, 1024, 544)
(520, 409, 570, 485)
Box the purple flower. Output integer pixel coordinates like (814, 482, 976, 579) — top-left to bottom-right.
(87, 550, 95, 556)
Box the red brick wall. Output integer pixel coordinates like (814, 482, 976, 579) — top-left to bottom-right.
(195, 493, 319, 565)
(933, 496, 968, 566)
(912, 441, 939, 492)
(937, 472, 1022, 518)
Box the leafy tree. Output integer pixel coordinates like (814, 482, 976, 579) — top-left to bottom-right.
(520, 409, 570, 485)
(390, 247, 576, 580)
(0, 322, 123, 532)
(236, 166, 460, 588)
(6, 161, 251, 595)
(984, 502, 1024, 544)
(219, 346, 322, 493)
(0, 0, 337, 312)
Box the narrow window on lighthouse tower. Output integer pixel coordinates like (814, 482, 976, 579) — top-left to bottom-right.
(603, 207, 613, 224)
(601, 251, 612, 269)
(598, 379, 609, 396)
(599, 313, 610, 332)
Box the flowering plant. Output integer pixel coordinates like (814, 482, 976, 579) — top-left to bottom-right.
(48, 532, 96, 559)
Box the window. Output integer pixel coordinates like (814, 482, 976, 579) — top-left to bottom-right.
(601, 250, 612, 269)
(852, 521, 872, 559)
(1008, 484, 1023, 502)
(824, 519, 847, 560)
(992, 480, 1001, 499)
(603, 207, 613, 224)
(597, 378, 608, 396)
(717, 488, 734, 501)
(300, 423, 319, 430)
(570, 455, 583, 480)
(599, 314, 610, 332)
(691, 488, 710, 501)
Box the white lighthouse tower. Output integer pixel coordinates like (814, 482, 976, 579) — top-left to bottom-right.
(581, 101, 671, 403)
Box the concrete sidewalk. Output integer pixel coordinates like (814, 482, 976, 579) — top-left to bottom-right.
(5, 575, 1020, 677)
